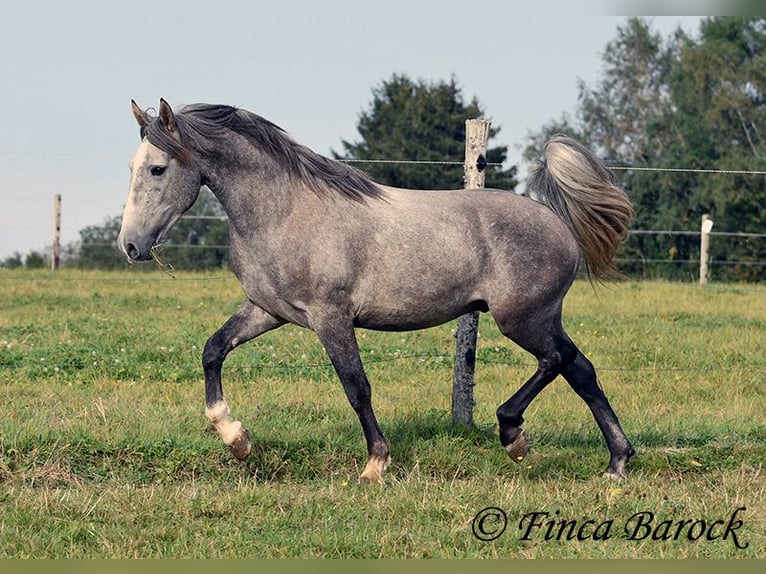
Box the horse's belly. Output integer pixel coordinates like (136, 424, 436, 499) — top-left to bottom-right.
(353, 279, 487, 331)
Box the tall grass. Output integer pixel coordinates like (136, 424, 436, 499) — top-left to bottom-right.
(0, 269, 763, 558)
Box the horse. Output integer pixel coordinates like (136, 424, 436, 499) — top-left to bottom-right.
(118, 98, 636, 483)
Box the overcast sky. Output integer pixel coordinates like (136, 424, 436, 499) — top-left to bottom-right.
(0, 1, 705, 259)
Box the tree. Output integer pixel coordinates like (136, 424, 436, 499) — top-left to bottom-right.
(579, 18, 692, 279)
(0, 252, 23, 269)
(525, 17, 766, 281)
(641, 17, 766, 280)
(76, 215, 124, 269)
(24, 251, 47, 269)
(580, 18, 680, 162)
(70, 188, 230, 270)
(335, 75, 518, 191)
(522, 19, 678, 167)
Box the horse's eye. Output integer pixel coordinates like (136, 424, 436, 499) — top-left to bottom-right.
(150, 166, 167, 177)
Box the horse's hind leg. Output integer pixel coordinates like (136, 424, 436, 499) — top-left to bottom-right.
(561, 351, 635, 479)
(495, 306, 634, 478)
(203, 300, 284, 459)
(493, 310, 576, 465)
(495, 349, 570, 463)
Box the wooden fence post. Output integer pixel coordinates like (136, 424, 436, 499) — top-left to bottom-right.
(51, 194, 61, 271)
(452, 119, 490, 427)
(699, 214, 713, 286)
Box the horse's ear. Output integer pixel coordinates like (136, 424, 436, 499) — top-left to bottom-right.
(159, 98, 175, 132)
(131, 100, 150, 128)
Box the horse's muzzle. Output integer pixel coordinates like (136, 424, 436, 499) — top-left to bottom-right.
(124, 242, 143, 262)
(117, 233, 154, 262)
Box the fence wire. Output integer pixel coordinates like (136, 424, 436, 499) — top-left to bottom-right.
(1, 350, 762, 376)
(3, 147, 766, 176)
(3, 154, 766, 273)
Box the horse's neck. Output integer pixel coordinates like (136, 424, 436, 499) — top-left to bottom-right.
(201, 147, 314, 240)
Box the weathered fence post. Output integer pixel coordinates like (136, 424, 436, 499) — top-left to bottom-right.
(452, 119, 490, 427)
(51, 194, 61, 271)
(699, 214, 713, 286)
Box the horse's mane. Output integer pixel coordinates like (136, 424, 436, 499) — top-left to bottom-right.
(141, 103, 383, 202)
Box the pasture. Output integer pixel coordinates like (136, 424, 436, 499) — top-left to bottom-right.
(0, 269, 763, 558)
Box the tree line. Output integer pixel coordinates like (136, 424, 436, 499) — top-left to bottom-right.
(4, 17, 763, 281)
(524, 17, 765, 281)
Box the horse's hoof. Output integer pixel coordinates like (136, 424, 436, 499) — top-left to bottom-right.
(228, 427, 252, 460)
(504, 429, 529, 462)
(358, 454, 390, 485)
(603, 458, 631, 480)
(358, 473, 384, 485)
(603, 469, 627, 481)
(603, 447, 634, 480)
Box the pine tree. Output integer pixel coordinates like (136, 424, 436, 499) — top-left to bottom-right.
(335, 74, 518, 191)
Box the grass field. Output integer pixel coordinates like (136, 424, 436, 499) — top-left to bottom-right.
(0, 269, 764, 558)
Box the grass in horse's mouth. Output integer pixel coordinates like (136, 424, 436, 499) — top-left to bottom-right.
(150, 245, 176, 278)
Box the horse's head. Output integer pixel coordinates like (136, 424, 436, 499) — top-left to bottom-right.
(118, 99, 202, 262)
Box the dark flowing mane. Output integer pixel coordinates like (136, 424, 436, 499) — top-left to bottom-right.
(142, 103, 383, 201)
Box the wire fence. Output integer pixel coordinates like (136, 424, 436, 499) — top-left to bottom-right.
(52, 227, 766, 271)
(3, 152, 766, 274)
(5, 227, 766, 273)
(2, 346, 763, 376)
(2, 152, 764, 419)
(3, 147, 766, 175)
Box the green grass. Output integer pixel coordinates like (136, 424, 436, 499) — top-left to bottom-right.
(0, 269, 764, 558)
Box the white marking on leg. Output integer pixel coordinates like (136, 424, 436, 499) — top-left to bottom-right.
(359, 454, 391, 484)
(205, 401, 244, 445)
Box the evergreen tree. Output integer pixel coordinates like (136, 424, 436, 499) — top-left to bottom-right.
(335, 74, 518, 191)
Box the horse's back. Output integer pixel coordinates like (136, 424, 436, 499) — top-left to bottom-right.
(347, 187, 580, 330)
(379, 186, 579, 267)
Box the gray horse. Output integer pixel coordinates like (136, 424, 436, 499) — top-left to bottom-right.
(119, 99, 635, 483)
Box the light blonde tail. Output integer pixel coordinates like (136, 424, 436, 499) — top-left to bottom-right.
(529, 134, 634, 282)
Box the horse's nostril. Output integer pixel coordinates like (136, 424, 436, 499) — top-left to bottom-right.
(126, 242, 140, 261)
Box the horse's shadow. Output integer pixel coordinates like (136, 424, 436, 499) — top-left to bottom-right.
(232, 409, 498, 482)
(228, 409, 732, 483)
(229, 409, 649, 483)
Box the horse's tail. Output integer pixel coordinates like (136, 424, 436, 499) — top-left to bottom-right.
(529, 134, 634, 282)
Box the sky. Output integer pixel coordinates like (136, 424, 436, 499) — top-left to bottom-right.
(0, 1, 708, 260)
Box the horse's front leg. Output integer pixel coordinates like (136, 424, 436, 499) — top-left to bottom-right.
(314, 318, 390, 484)
(203, 300, 284, 459)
